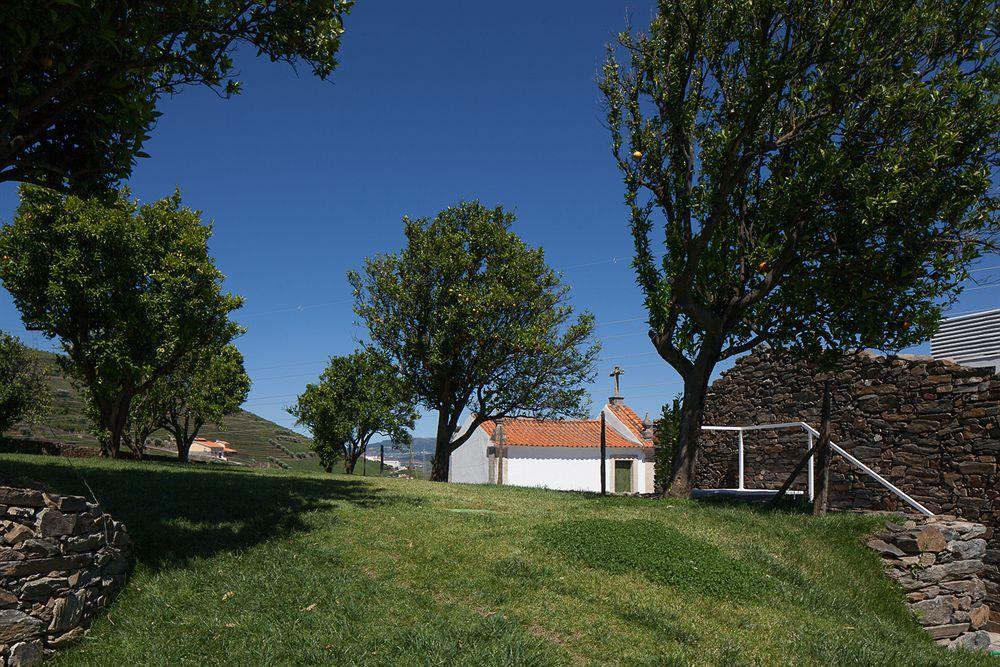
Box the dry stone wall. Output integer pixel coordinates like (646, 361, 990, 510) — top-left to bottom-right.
(698, 349, 999, 630)
(870, 516, 992, 651)
(0, 486, 129, 666)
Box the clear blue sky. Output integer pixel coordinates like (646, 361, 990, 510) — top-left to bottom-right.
(0, 1, 996, 440)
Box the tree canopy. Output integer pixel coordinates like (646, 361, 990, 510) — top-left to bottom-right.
(349, 201, 599, 481)
(0, 332, 48, 435)
(138, 343, 251, 462)
(0, 186, 243, 456)
(289, 348, 417, 474)
(600, 0, 999, 496)
(0, 0, 353, 192)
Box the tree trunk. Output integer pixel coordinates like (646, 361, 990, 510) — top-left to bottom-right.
(345, 447, 360, 474)
(666, 365, 713, 498)
(177, 438, 192, 463)
(105, 408, 127, 459)
(430, 409, 455, 482)
(812, 379, 833, 517)
(769, 437, 821, 508)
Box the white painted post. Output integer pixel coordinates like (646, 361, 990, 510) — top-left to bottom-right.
(737, 429, 745, 490)
(807, 431, 815, 501)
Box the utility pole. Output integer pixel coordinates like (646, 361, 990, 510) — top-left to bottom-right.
(495, 419, 506, 486)
(600, 411, 607, 495)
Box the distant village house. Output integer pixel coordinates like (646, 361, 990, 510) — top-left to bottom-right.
(189, 437, 238, 461)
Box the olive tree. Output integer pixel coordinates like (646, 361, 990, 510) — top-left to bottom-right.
(350, 201, 599, 481)
(0, 0, 353, 192)
(289, 348, 417, 474)
(0, 186, 242, 456)
(600, 0, 999, 497)
(0, 332, 48, 435)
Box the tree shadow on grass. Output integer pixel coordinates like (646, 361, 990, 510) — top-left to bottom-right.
(0, 457, 402, 573)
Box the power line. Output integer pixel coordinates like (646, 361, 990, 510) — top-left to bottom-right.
(969, 264, 1000, 273)
(237, 298, 354, 320)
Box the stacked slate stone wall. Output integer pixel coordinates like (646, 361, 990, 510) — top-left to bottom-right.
(698, 349, 999, 630)
(869, 516, 992, 652)
(0, 487, 129, 666)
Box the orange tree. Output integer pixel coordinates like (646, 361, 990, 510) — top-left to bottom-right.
(0, 186, 242, 457)
(349, 202, 599, 481)
(289, 348, 416, 474)
(600, 0, 999, 496)
(0, 0, 353, 192)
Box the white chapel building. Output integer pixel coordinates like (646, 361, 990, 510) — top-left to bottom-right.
(448, 373, 656, 493)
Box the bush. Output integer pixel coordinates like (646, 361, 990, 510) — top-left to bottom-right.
(654, 397, 681, 495)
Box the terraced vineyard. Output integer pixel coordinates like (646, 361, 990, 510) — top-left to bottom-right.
(5, 348, 318, 469)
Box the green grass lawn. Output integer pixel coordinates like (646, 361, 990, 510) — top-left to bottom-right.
(0, 454, 995, 666)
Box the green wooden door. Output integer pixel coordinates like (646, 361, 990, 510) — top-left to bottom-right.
(614, 460, 632, 493)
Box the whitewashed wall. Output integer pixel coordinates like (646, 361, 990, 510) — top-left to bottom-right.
(448, 417, 491, 484)
(504, 445, 650, 492)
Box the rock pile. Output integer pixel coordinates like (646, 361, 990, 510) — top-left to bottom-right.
(870, 516, 993, 652)
(0, 486, 129, 666)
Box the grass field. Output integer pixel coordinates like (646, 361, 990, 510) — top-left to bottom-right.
(0, 453, 995, 666)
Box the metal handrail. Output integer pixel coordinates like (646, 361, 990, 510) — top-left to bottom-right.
(701, 421, 934, 516)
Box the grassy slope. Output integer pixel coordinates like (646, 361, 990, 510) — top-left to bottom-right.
(0, 454, 995, 666)
(9, 348, 315, 463)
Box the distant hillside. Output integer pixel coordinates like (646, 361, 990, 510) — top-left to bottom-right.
(371, 436, 436, 457)
(5, 348, 319, 468)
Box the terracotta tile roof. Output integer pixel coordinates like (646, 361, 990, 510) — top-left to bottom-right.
(607, 404, 653, 443)
(481, 418, 639, 448)
(194, 438, 237, 454)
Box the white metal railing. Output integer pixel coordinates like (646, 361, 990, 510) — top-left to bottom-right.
(701, 421, 934, 516)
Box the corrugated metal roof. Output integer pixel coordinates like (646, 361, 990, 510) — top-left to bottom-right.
(930, 308, 1000, 370)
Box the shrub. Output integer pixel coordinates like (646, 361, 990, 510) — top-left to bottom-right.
(654, 397, 681, 495)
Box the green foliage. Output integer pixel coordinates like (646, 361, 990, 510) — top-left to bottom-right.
(0, 186, 242, 455)
(0, 0, 353, 192)
(0, 332, 47, 433)
(599, 0, 1000, 492)
(139, 343, 252, 461)
(539, 518, 772, 600)
(654, 397, 681, 495)
(349, 201, 599, 479)
(289, 348, 417, 474)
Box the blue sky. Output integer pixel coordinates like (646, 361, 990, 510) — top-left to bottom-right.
(0, 1, 996, 439)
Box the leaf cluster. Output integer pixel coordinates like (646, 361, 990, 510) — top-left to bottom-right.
(289, 348, 417, 472)
(0, 0, 354, 192)
(0, 186, 242, 449)
(0, 332, 48, 434)
(600, 0, 999, 373)
(349, 201, 599, 452)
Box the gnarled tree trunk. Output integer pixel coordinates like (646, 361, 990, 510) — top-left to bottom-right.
(666, 360, 715, 498)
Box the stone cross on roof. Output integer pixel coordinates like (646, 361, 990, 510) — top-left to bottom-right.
(609, 365, 624, 405)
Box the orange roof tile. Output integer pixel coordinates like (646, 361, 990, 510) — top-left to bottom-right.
(481, 418, 640, 448)
(607, 404, 653, 443)
(193, 438, 238, 454)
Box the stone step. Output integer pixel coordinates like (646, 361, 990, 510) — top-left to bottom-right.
(989, 631, 1000, 653)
